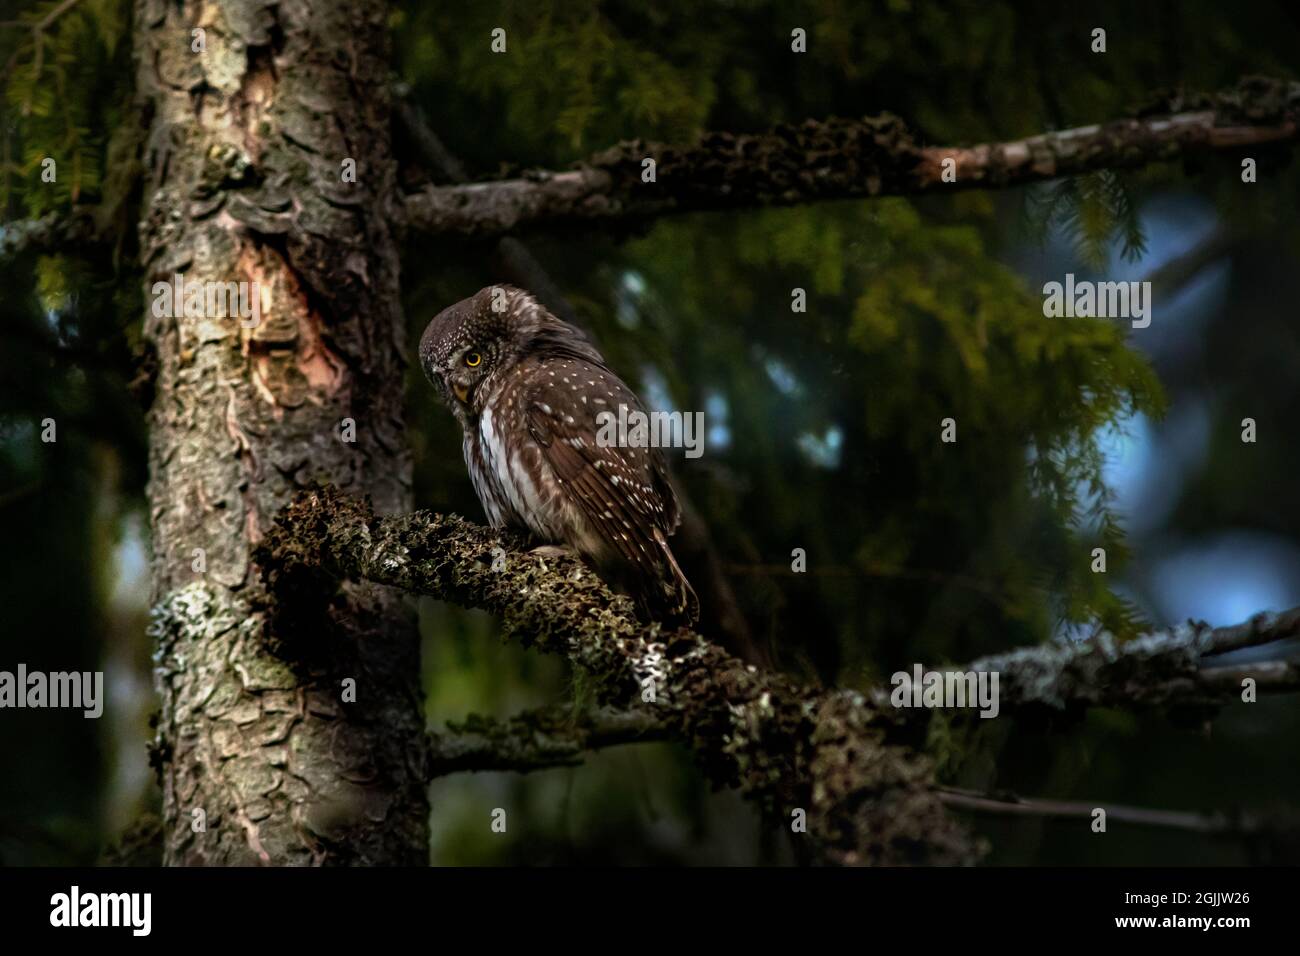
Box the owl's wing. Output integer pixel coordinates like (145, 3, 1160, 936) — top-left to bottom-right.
(522, 366, 681, 575)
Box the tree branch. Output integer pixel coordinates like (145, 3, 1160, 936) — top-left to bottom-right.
(429, 706, 670, 776)
(258, 488, 1299, 862)
(937, 786, 1298, 839)
(0, 207, 99, 261)
(1143, 226, 1240, 299)
(258, 486, 980, 865)
(401, 76, 1299, 239)
(944, 609, 1300, 719)
(394, 91, 581, 325)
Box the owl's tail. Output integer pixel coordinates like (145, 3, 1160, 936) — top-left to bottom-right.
(649, 528, 700, 627)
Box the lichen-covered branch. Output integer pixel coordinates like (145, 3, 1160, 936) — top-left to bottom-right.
(948, 610, 1300, 718)
(259, 486, 980, 865)
(400, 76, 1299, 239)
(439, 617, 1299, 776)
(429, 706, 670, 776)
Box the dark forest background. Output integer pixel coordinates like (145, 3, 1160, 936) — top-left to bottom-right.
(2, 0, 1298, 864)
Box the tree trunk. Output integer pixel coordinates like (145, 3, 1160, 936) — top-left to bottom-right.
(136, 0, 427, 864)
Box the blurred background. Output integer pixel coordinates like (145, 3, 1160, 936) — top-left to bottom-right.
(2, 0, 1298, 865)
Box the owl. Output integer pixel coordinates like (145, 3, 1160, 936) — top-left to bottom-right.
(419, 285, 699, 625)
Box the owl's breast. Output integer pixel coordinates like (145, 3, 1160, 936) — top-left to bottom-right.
(463, 421, 510, 529)
(468, 404, 570, 541)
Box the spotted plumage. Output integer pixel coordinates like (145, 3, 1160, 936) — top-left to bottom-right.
(419, 285, 699, 624)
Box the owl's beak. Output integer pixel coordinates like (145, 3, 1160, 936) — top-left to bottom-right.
(453, 382, 470, 404)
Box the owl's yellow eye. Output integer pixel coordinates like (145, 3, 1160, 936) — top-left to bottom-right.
(464, 351, 482, 368)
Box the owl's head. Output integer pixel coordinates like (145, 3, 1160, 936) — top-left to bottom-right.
(420, 285, 604, 420)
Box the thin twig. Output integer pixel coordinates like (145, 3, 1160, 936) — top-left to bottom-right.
(1, 0, 83, 87)
(937, 785, 1289, 837)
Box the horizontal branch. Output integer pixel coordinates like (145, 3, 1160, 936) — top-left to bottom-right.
(1143, 225, 1240, 298)
(258, 487, 979, 866)
(937, 786, 1297, 838)
(429, 706, 670, 776)
(260, 489, 1299, 861)
(947, 608, 1300, 719)
(0, 207, 100, 261)
(401, 76, 1299, 238)
(1201, 605, 1300, 655)
(1198, 660, 1300, 694)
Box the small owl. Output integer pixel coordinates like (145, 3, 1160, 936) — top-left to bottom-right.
(419, 285, 699, 625)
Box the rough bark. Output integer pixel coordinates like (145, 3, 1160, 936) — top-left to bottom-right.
(137, 0, 426, 865)
(401, 76, 1300, 238)
(259, 487, 980, 865)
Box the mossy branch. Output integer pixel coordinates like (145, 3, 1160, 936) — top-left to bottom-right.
(400, 76, 1299, 239)
(257, 486, 979, 866)
(943, 610, 1300, 719)
(429, 706, 671, 776)
(259, 487, 1299, 862)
